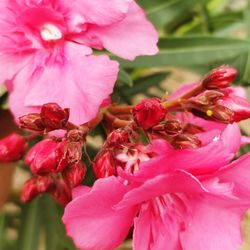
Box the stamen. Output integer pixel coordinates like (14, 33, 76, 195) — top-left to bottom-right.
(40, 23, 62, 41)
(206, 110, 213, 117)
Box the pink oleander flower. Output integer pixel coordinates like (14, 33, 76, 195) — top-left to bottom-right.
(62, 122, 249, 250)
(0, 0, 158, 124)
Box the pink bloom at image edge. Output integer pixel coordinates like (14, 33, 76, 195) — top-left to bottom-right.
(0, 0, 158, 124)
(62, 83, 250, 250)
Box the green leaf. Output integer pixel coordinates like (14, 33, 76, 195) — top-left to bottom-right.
(116, 37, 250, 68)
(120, 72, 170, 96)
(117, 68, 133, 87)
(0, 214, 5, 250)
(17, 199, 41, 250)
(42, 196, 76, 250)
(138, 0, 197, 29)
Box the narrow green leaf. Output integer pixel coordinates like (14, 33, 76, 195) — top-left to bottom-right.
(117, 68, 133, 87)
(116, 37, 250, 68)
(42, 196, 76, 250)
(17, 199, 41, 250)
(0, 214, 5, 250)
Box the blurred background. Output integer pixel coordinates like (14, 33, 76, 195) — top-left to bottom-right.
(1, 0, 250, 249)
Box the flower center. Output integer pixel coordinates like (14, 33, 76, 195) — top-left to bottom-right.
(40, 23, 62, 41)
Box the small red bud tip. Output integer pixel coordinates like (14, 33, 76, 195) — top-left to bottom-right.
(202, 65, 237, 90)
(106, 128, 131, 147)
(62, 161, 86, 188)
(41, 103, 69, 130)
(19, 113, 44, 132)
(93, 150, 116, 179)
(20, 175, 54, 203)
(0, 133, 27, 162)
(133, 98, 167, 130)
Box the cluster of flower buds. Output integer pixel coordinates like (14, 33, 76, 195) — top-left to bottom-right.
(19, 103, 70, 132)
(1, 65, 250, 206)
(20, 103, 87, 206)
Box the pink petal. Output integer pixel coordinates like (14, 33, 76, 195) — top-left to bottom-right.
(138, 123, 241, 178)
(217, 153, 250, 199)
(62, 177, 138, 250)
(87, 1, 158, 60)
(9, 42, 119, 124)
(117, 170, 206, 209)
(67, 0, 132, 26)
(241, 136, 250, 146)
(180, 195, 246, 250)
(133, 201, 182, 250)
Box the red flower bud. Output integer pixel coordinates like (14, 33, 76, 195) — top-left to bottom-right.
(41, 103, 69, 130)
(19, 113, 45, 132)
(106, 128, 131, 148)
(0, 133, 27, 162)
(202, 65, 237, 90)
(20, 175, 54, 202)
(93, 150, 116, 179)
(62, 161, 86, 188)
(25, 139, 58, 174)
(133, 98, 166, 129)
(56, 141, 82, 171)
(172, 134, 201, 149)
(49, 178, 72, 206)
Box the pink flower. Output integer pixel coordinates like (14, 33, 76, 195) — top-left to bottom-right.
(63, 132, 250, 250)
(0, 0, 158, 124)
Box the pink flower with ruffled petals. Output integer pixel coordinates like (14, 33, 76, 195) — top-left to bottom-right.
(0, 0, 158, 124)
(63, 122, 250, 250)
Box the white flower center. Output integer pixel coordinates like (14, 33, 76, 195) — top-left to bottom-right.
(40, 23, 62, 41)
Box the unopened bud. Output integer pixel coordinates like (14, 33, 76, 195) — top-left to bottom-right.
(19, 113, 44, 132)
(93, 150, 116, 179)
(202, 65, 237, 90)
(62, 161, 86, 188)
(49, 178, 72, 206)
(25, 139, 58, 174)
(206, 105, 234, 123)
(133, 98, 166, 130)
(20, 175, 54, 202)
(0, 133, 27, 162)
(106, 128, 131, 148)
(41, 103, 69, 130)
(56, 141, 82, 171)
(172, 134, 201, 149)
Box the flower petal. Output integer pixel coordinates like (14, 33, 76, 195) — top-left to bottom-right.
(87, 1, 158, 60)
(180, 195, 247, 250)
(9, 42, 119, 124)
(62, 177, 138, 250)
(67, 0, 132, 26)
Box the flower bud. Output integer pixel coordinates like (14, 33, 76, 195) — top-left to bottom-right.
(62, 161, 86, 188)
(49, 178, 72, 206)
(93, 150, 116, 179)
(106, 128, 131, 148)
(19, 113, 45, 132)
(202, 65, 237, 90)
(25, 139, 58, 174)
(20, 175, 54, 202)
(41, 103, 69, 130)
(133, 98, 166, 130)
(56, 141, 82, 171)
(0, 133, 27, 162)
(172, 134, 201, 149)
